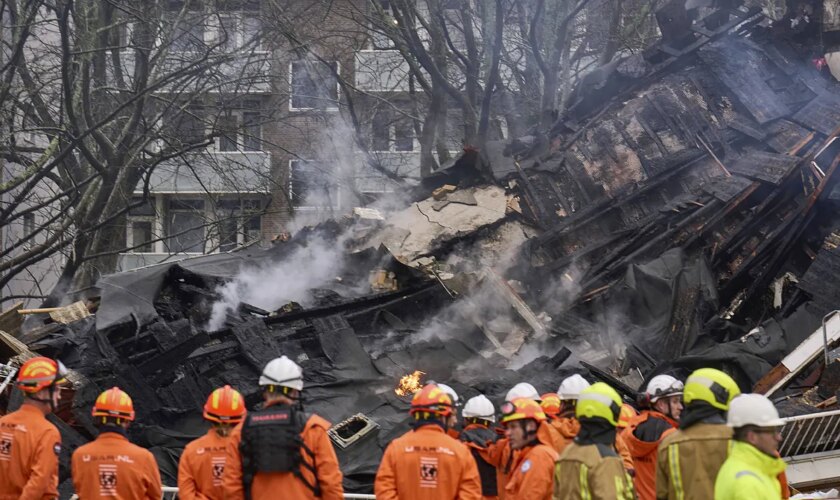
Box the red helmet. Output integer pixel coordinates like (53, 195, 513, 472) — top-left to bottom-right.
(618, 403, 638, 429)
(17, 357, 67, 394)
(409, 384, 453, 418)
(92, 387, 135, 422)
(203, 385, 246, 424)
(501, 398, 547, 426)
(540, 393, 562, 417)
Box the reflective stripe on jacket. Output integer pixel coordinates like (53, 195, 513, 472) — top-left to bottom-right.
(550, 416, 634, 472)
(713, 441, 786, 500)
(553, 442, 635, 500)
(656, 423, 732, 500)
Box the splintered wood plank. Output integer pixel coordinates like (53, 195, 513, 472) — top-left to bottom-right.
(727, 150, 801, 185)
(792, 93, 840, 136)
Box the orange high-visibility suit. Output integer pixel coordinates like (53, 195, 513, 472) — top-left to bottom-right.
(622, 411, 678, 500)
(375, 424, 482, 500)
(486, 436, 516, 499)
(0, 403, 60, 500)
(222, 412, 343, 500)
(71, 431, 162, 500)
(504, 423, 559, 500)
(550, 417, 634, 472)
(178, 429, 230, 500)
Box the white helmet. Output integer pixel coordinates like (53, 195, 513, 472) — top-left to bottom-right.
(505, 382, 540, 402)
(437, 383, 460, 407)
(259, 355, 304, 391)
(727, 394, 784, 428)
(646, 375, 684, 403)
(558, 374, 590, 400)
(462, 395, 495, 422)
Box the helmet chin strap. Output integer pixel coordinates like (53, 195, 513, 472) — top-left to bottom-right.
(28, 385, 57, 412)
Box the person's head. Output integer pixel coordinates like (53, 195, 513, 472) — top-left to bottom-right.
(259, 355, 303, 405)
(17, 357, 68, 414)
(557, 374, 591, 417)
(462, 394, 495, 427)
(540, 393, 561, 419)
(645, 374, 684, 421)
(501, 398, 546, 450)
(410, 384, 454, 427)
(576, 382, 622, 428)
(204, 385, 246, 437)
(92, 387, 135, 430)
(682, 368, 740, 415)
(728, 394, 784, 456)
(435, 383, 461, 429)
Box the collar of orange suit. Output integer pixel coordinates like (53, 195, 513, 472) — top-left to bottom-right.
(19, 402, 48, 417)
(96, 431, 129, 442)
(414, 423, 446, 433)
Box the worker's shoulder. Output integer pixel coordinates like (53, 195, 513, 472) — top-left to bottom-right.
(304, 413, 332, 431)
(530, 443, 559, 462)
(662, 423, 731, 446)
(558, 442, 613, 466)
(182, 432, 214, 454)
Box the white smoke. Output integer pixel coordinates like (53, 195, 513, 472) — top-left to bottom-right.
(206, 233, 349, 331)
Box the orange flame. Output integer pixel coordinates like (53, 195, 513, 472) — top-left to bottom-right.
(395, 370, 425, 397)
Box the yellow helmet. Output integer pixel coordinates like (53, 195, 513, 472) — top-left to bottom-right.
(683, 368, 740, 411)
(576, 382, 622, 426)
(500, 398, 547, 425)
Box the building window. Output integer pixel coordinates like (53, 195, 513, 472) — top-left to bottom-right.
(22, 213, 35, 237)
(289, 160, 339, 209)
(163, 105, 205, 146)
(370, 110, 414, 152)
(289, 61, 340, 111)
(214, 198, 262, 252)
(126, 197, 156, 253)
(216, 105, 261, 152)
(371, 0, 397, 49)
(166, 199, 206, 253)
(217, 13, 261, 51)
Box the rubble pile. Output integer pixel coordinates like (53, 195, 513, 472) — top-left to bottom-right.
(2, 3, 840, 494)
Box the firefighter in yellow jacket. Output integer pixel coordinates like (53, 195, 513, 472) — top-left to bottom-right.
(656, 368, 741, 500)
(553, 382, 635, 500)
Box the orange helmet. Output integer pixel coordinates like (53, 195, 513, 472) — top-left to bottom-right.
(618, 403, 638, 429)
(203, 385, 246, 424)
(92, 387, 135, 422)
(500, 398, 547, 425)
(17, 357, 67, 394)
(540, 393, 562, 417)
(409, 384, 453, 418)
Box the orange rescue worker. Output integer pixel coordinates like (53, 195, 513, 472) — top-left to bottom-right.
(375, 383, 481, 499)
(622, 374, 683, 500)
(178, 385, 246, 500)
(500, 398, 558, 500)
(550, 374, 635, 473)
(485, 382, 541, 499)
(618, 403, 638, 431)
(71, 387, 162, 499)
(460, 395, 500, 500)
(222, 355, 343, 500)
(0, 357, 66, 500)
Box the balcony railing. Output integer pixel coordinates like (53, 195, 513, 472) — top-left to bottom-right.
(141, 151, 272, 194)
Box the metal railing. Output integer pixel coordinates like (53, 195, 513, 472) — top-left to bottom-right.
(70, 488, 374, 499)
(0, 363, 16, 396)
(779, 408, 840, 458)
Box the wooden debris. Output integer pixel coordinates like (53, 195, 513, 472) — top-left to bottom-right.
(0, 302, 23, 337)
(19, 301, 90, 325)
(432, 184, 457, 200)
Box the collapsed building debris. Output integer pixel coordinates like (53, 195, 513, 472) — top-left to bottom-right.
(3, 2, 840, 494)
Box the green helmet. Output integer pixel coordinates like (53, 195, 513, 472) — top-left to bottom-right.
(576, 382, 622, 427)
(683, 368, 741, 411)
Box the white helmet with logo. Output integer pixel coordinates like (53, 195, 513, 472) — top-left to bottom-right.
(436, 383, 460, 407)
(558, 374, 591, 400)
(505, 382, 540, 402)
(645, 374, 684, 403)
(462, 395, 495, 422)
(259, 355, 304, 391)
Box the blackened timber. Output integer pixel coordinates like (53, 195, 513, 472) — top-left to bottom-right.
(231, 318, 280, 371)
(266, 283, 438, 326)
(727, 151, 801, 185)
(138, 330, 210, 376)
(792, 93, 840, 136)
